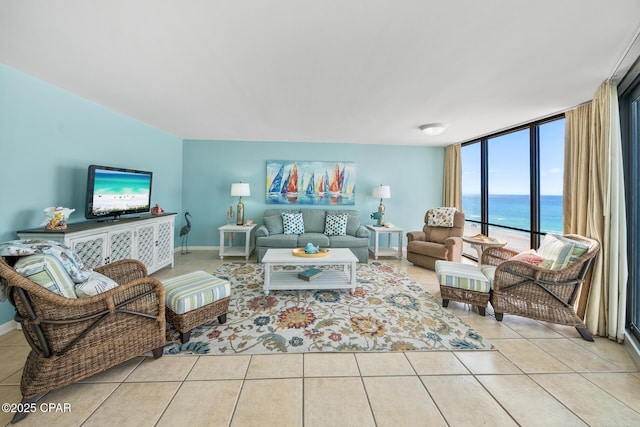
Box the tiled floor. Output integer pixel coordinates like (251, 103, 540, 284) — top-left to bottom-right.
(1, 251, 639, 426)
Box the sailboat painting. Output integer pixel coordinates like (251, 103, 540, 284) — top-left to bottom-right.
(266, 160, 356, 205)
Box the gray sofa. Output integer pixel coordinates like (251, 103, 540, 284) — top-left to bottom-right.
(256, 208, 370, 263)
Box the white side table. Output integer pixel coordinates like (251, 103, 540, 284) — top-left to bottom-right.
(219, 224, 257, 260)
(366, 225, 403, 260)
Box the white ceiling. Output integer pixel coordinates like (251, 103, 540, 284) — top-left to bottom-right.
(1, 1, 640, 146)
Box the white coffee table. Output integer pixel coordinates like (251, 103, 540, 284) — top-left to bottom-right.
(261, 248, 358, 295)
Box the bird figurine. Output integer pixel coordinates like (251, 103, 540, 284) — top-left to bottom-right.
(180, 212, 192, 254)
(304, 242, 319, 254)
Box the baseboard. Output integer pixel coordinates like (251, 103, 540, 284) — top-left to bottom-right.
(0, 320, 18, 336)
(173, 246, 217, 252)
(624, 329, 640, 370)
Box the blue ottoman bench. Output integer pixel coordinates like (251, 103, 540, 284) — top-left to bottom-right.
(435, 260, 491, 316)
(163, 270, 231, 343)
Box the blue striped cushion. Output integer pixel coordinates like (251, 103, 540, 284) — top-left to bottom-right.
(480, 265, 497, 289)
(163, 271, 231, 314)
(435, 260, 490, 293)
(14, 254, 78, 298)
(537, 234, 589, 270)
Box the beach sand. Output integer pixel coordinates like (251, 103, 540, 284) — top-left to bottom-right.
(463, 223, 532, 259)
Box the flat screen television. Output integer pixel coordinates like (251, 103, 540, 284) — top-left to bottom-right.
(85, 164, 153, 221)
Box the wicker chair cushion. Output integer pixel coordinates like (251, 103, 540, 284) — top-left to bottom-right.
(480, 265, 496, 288)
(163, 270, 231, 314)
(435, 261, 490, 293)
(0, 240, 43, 256)
(508, 250, 554, 269)
(75, 271, 118, 298)
(0, 239, 90, 283)
(537, 234, 589, 270)
(14, 254, 77, 298)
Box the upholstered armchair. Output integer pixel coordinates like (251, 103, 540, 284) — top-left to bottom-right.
(482, 234, 599, 341)
(0, 256, 166, 423)
(406, 209, 465, 270)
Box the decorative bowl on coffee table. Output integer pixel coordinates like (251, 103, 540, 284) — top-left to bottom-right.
(292, 248, 330, 258)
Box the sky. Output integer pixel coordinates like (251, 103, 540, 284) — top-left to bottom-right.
(461, 118, 565, 196)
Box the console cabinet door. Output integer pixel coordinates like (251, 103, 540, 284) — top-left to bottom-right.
(69, 233, 109, 270)
(155, 218, 174, 268)
(135, 223, 156, 272)
(108, 228, 135, 263)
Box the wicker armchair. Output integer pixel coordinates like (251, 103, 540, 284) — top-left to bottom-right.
(0, 256, 166, 423)
(482, 234, 599, 341)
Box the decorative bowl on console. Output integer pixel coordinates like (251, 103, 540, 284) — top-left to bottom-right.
(43, 207, 75, 230)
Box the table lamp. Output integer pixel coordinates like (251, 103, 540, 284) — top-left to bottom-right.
(372, 185, 391, 226)
(231, 183, 251, 225)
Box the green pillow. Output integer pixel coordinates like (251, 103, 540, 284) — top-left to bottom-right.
(264, 214, 284, 235)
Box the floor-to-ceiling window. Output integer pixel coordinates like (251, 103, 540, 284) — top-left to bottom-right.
(461, 143, 481, 258)
(461, 115, 565, 259)
(486, 128, 531, 252)
(620, 65, 640, 342)
(539, 120, 565, 235)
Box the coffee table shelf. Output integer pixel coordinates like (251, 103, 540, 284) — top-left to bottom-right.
(262, 248, 358, 295)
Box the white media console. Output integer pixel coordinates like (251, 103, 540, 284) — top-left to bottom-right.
(17, 213, 176, 274)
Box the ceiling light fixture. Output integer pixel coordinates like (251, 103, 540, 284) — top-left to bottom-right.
(419, 123, 447, 136)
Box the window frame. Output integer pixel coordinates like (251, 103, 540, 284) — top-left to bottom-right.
(620, 70, 640, 342)
(461, 114, 565, 258)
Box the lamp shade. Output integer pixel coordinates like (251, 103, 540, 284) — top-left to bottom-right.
(373, 185, 391, 199)
(231, 183, 251, 197)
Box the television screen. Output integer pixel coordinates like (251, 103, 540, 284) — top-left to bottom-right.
(85, 165, 153, 220)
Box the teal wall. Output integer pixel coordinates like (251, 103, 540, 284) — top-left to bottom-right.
(0, 63, 445, 326)
(0, 64, 183, 324)
(182, 140, 444, 247)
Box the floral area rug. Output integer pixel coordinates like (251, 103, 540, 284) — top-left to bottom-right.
(163, 262, 492, 355)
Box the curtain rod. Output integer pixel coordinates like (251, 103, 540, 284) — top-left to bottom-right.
(458, 101, 591, 145)
(608, 23, 640, 82)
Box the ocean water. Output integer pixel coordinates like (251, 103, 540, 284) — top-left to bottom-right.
(95, 170, 151, 195)
(462, 194, 563, 234)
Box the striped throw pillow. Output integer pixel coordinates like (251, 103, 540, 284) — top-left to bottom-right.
(14, 254, 77, 298)
(537, 234, 589, 270)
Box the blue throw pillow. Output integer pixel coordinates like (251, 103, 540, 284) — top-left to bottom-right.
(324, 214, 348, 236)
(282, 212, 305, 235)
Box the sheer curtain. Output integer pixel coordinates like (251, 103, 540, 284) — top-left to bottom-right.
(443, 144, 462, 210)
(564, 82, 628, 341)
